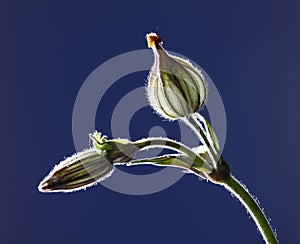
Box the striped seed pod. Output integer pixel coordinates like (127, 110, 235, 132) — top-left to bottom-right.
(39, 133, 140, 193)
(38, 148, 114, 193)
(146, 33, 207, 120)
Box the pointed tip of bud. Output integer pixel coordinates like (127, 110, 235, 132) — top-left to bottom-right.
(38, 179, 51, 193)
(38, 175, 68, 193)
(38, 173, 66, 193)
(146, 32, 163, 49)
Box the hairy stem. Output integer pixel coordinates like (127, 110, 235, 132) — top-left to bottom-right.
(181, 114, 217, 166)
(134, 137, 213, 172)
(221, 175, 278, 244)
(193, 112, 219, 155)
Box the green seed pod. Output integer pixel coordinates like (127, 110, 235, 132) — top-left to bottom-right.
(146, 33, 207, 120)
(38, 133, 140, 193)
(38, 149, 114, 193)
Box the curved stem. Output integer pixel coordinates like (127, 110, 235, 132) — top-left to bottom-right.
(133, 137, 213, 173)
(129, 154, 207, 178)
(222, 175, 278, 244)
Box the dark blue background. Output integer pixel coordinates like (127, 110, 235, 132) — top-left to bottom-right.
(1, 1, 299, 243)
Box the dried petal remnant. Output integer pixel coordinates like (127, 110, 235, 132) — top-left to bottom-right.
(146, 32, 163, 48)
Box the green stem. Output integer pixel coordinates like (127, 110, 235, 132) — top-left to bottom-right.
(222, 175, 278, 244)
(182, 115, 217, 165)
(134, 137, 213, 173)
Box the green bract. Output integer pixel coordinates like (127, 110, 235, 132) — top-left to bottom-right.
(90, 132, 139, 164)
(147, 33, 207, 120)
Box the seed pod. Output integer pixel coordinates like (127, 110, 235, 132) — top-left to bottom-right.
(38, 148, 114, 193)
(39, 133, 140, 193)
(146, 33, 207, 120)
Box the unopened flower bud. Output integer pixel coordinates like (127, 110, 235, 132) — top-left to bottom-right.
(38, 133, 140, 193)
(38, 149, 114, 193)
(146, 32, 207, 120)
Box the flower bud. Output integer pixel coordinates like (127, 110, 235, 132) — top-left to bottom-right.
(38, 149, 114, 193)
(146, 33, 207, 120)
(38, 133, 140, 193)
